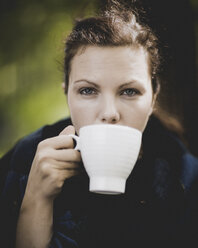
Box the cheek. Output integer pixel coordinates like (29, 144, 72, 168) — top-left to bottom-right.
(124, 97, 153, 132)
(135, 104, 153, 132)
(68, 96, 98, 134)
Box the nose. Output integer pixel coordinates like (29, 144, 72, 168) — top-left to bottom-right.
(99, 97, 120, 124)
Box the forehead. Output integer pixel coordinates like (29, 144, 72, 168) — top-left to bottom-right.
(69, 45, 150, 83)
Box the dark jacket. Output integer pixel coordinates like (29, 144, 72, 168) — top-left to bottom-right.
(1, 116, 198, 248)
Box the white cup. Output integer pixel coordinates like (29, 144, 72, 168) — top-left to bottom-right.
(69, 124, 142, 194)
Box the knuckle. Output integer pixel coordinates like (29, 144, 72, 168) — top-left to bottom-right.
(36, 150, 50, 163)
(56, 180, 64, 189)
(40, 163, 50, 176)
(37, 140, 45, 149)
(37, 138, 51, 149)
(52, 173, 64, 189)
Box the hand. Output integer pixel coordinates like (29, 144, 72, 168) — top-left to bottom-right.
(24, 125, 82, 202)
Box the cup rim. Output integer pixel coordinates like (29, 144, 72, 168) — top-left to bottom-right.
(79, 124, 142, 135)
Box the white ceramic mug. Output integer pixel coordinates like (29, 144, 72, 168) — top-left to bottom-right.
(69, 124, 142, 194)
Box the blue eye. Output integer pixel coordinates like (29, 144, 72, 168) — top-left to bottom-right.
(121, 88, 139, 96)
(79, 87, 97, 95)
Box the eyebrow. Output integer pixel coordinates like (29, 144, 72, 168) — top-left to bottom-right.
(118, 81, 142, 89)
(73, 79, 143, 89)
(73, 79, 99, 88)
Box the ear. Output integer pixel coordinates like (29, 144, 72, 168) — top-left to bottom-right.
(148, 78, 161, 116)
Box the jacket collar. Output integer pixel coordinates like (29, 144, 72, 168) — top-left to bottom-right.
(128, 115, 192, 201)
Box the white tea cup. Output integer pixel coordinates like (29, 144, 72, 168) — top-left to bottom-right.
(69, 124, 142, 194)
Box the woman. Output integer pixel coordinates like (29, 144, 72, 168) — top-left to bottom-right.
(1, 1, 198, 248)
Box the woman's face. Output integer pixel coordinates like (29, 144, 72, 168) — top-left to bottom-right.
(67, 46, 155, 134)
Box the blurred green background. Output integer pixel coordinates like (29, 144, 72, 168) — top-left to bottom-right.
(0, 0, 97, 156)
(0, 0, 198, 156)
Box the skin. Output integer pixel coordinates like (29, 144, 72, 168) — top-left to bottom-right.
(67, 46, 155, 133)
(16, 126, 82, 248)
(16, 45, 157, 248)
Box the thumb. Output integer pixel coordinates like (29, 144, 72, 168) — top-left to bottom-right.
(59, 125, 75, 136)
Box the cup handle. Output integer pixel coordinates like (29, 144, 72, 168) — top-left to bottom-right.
(68, 134, 81, 151)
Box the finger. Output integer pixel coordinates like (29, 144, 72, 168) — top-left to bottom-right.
(59, 125, 75, 136)
(55, 168, 82, 182)
(62, 169, 81, 180)
(51, 149, 81, 162)
(53, 160, 82, 170)
(38, 135, 75, 150)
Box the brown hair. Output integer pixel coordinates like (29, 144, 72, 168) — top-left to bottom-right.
(64, 0, 160, 93)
